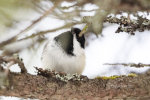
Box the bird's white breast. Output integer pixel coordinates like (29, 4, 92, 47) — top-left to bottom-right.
(41, 35, 85, 74)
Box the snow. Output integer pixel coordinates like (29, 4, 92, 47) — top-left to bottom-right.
(1, 2, 150, 78)
(1, 2, 150, 99)
(82, 24, 150, 78)
(0, 96, 38, 100)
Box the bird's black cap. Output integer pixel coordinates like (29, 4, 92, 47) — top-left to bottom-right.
(71, 28, 85, 49)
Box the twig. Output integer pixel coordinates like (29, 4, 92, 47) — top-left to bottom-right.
(0, 3, 58, 49)
(105, 15, 150, 35)
(0, 56, 27, 73)
(18, 4, 57, 36)
(18, 22, 81, 41)
(104, 63, 150, 68)
(5, 61, 14, 75)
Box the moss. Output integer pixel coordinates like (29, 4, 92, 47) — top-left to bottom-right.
(128, 73, 137, 77)
(95, 76, 120, 80)
(96, 73, 137, 80)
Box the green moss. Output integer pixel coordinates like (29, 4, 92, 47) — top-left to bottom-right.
(95, 76, 120, 80)
(127, 73, 137, 77)
(96, 73, 137, 80)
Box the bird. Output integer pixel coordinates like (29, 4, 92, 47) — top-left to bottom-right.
(41, 28, 85, 75)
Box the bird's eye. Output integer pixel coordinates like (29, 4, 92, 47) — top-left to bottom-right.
(71, 28, 81, 35)
(72, 31, 76, 34)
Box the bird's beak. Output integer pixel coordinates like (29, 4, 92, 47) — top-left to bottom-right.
(79, 25, 88, 37)
(79, 31, 84, 37)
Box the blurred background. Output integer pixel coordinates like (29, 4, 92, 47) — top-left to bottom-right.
(0, 0, 150, 79)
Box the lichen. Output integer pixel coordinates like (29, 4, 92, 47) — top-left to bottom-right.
(36, 68, 88, 82)
(55, 73, 83, 82)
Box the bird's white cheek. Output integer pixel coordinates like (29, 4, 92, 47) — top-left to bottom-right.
(73, 35, 85, 56)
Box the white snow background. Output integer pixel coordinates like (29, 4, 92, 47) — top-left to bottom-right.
(1, 2, 150, 100)
(6, 2, 150, 78)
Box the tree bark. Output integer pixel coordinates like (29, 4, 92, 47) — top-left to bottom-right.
(0, 68, 150, 100)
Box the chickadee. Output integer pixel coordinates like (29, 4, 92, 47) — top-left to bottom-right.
(41, 28, 85, 74)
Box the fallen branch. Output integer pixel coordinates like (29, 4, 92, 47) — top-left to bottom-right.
(0, 68, 150, 99)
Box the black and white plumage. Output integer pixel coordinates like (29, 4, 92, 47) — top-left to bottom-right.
(41, 28, 85, 74)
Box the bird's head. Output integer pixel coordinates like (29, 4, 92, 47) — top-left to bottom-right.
(71, 28, 85, 49)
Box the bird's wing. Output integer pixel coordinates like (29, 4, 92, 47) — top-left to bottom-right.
(54, 31, 74, 55)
